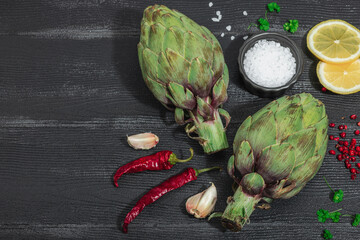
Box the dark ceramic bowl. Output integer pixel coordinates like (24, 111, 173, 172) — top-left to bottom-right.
(238, 32, 304, 98)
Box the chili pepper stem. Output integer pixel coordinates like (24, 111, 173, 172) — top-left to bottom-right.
(342, 214, 354, 217)
(195, 166, 222, 176)
(265, 10, 268, 21)
(323, 176, 335, 193)
(168, 148, 194, 165)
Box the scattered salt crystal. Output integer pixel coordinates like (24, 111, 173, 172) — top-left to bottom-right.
(218, 15, 222, 20)
(216, 11, 221, 16)
(231, 36, 235, 40)
(212, 17, 220, 22)
(243, 39, 296, 88)
(209, 2, 213, 7)
(221, 33, 225, 37)
(226, 25, 231, 31)
(243, 35, 248, 40)
(243, 11, 248, 16)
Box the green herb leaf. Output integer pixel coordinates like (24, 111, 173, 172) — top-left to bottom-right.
(352, 214, 360, 227)
(317, 209, 330, 223)
(283, 20, 299, 33)
(258, 18, 270, 31)
(267, 2, 280, 12)
(329, 212, 341, 223)
(323, 229, 333, 239)
(333, 189, 343, 203)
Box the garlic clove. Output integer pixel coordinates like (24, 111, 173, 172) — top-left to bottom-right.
(186, 183, 217, 218)
(127, 133, 159, 150)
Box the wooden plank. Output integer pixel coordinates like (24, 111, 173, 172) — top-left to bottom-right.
(1, 0, 360, 239)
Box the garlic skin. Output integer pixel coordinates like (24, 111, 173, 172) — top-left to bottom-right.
(127, 133, 159, 150)
(186, 183, 217, 218)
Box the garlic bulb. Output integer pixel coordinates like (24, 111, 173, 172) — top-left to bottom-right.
(127, 133, 159, 150)
(186, 183, 217, 218)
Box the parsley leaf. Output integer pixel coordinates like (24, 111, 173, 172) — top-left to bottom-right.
(329, 212, 341, 223)
(323, 229, 333, 239)
(283, 19, 299, 33)
(258, 18, 270, 31)
(317, 209, 330, 223)
(333, 189, 343, 203)
(352, 214, 360, 227)
(267, 2, 280, 12)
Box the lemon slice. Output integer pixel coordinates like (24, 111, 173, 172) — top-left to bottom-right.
(307, 20, 360, 64)
(317, 59, 360, 94)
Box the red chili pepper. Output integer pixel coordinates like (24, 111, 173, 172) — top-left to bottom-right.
(113, 149, 194, 187)
(122, 166, 220, 233)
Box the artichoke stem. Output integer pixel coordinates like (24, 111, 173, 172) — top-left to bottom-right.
(221, 185, 262, 232)
(191, 109, 229, 154)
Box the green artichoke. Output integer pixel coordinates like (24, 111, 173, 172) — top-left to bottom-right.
(138, 5, 230, 154)
(223, 93, 328, 231)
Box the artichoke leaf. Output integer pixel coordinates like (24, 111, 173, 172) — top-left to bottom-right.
(247, 111, 277, 157)
(163, 26, 185, 57)
(142, 48, 159, 81)
(287, 155, 323, 186)
(139, 20, 150, 46)
(211, 40, 225, 80)
(240, 173, 265, 196)
(275, 103, 304, 142)
(280, 184, 305, 199)
(145, 77, 171, 106)
(167, 82, 196, 109)
(234, 140, 254, 176)
(188, 57, 213, 98)
(282, 128, 317, 167)
(184, 31, 212, 63)
(196, 96, 214, 119)
(160, 13, 184, 30)
(175, 108, 185, 125)
(312, 116, 329, 156)
(218, 108, 231, 129)
(165, 48, 191, 85)
(228, 155, 240, 184)
(233, 116, 252, 150)
(256, 143, 296, 184)
(148, 23, 166, 55)
(212, 77, 228, 108)
(302, 100, 326, 128)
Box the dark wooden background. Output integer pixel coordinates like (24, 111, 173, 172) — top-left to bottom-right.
(1, 0, 360, 239)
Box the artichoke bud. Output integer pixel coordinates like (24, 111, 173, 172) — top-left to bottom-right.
(138, 5, 230, 154)
(186, 183, 217, 218)
(222, 93, 328, 231)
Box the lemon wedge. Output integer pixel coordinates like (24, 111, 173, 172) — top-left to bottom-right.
(317, 59, 360, 94)
(307, 20, 360, 64)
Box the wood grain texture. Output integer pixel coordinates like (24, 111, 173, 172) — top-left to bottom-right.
(1, 0, 360, 239)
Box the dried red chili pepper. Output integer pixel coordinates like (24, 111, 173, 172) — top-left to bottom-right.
(113, 148, 194, 187)
(122, 166, 220, 233)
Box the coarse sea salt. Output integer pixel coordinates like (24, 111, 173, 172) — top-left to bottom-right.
(243, 39, 296, 88)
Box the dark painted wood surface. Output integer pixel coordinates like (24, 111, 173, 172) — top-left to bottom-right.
(1, 0, 360, 239)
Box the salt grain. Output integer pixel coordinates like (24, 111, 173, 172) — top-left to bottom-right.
(226, 25, 231, 31)
(216, 11, 221, 16)
(243, 40, 296, 88)
(243, 11, 248, 16)
(243, 35, 248, 40)
(218, 14, 222, 20)
(221, 33, 225, 37)
(212, 17, 220, 22)
(231, 36, 235, 40)
(209, 2, 213, 7)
